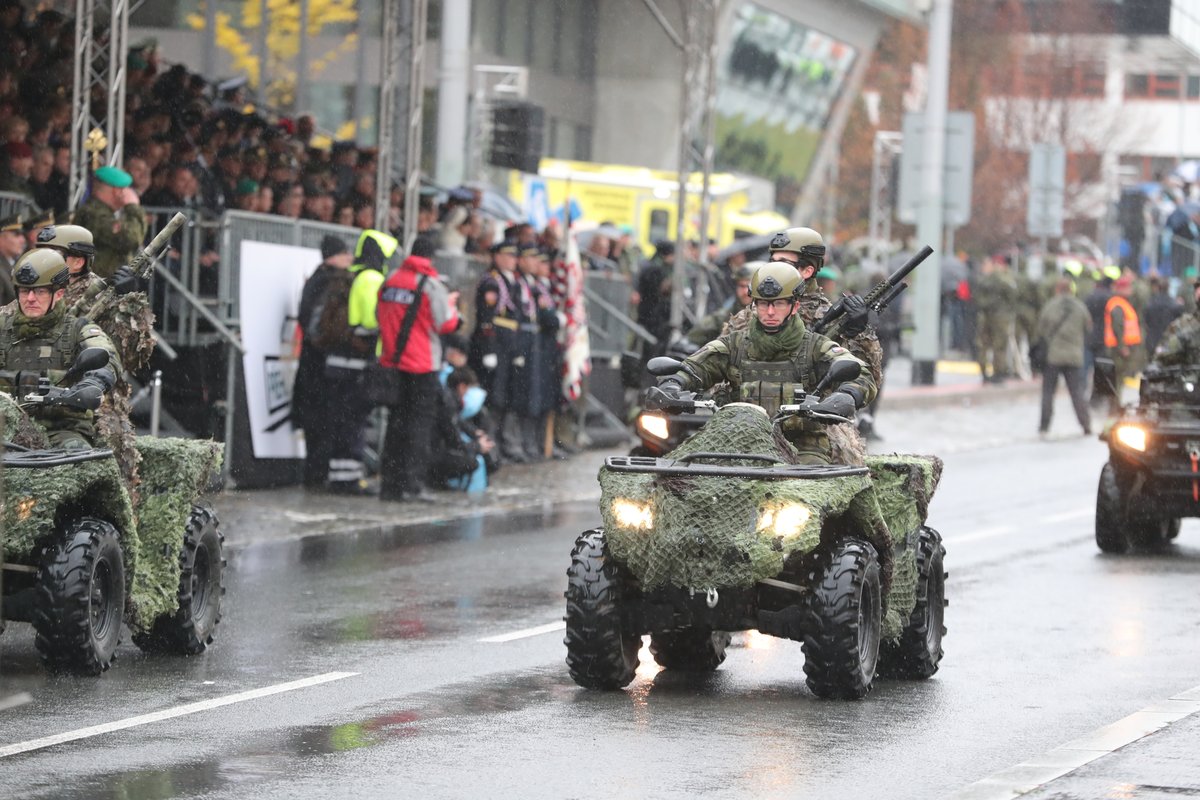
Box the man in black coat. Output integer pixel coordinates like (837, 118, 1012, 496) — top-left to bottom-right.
(293, 234, 354, 488)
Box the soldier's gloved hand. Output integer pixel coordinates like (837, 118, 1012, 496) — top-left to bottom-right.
(812, 391, 856, 420)
(840, 294, 869, 338)
(111, 265, 140, 295)
(644, 377, 683, 410)
(56, 376, 106, 411)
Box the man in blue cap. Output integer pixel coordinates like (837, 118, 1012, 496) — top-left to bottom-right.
(72, 165, 147, 279)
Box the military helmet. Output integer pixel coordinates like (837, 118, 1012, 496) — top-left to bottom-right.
(750, 262, 803, 302)
(768, 227, 826, 266)
(35, 224, 96, 258)
(13, 248, 70, 290)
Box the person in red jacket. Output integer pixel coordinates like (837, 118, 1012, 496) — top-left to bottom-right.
(375, 246, 461, 502)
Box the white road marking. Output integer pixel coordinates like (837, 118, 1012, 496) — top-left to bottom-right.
(479, 620, 565, 643)
(0, 671, 358, 759)
(1045, 508, 1091, 524)
(946, 682, 1200, 799)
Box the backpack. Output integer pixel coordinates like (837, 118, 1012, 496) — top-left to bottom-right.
(310, 269, 368, 354)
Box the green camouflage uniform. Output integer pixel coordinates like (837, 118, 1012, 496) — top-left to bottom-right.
(1014, 271, 1042, 355)
(723, 281, 882, 464)
(674, 313, 876, 465)
(64, 273, 156, 488)
(974, 269, 1018, 378)
(72, 197, 148, 279)
(1, 273, 156, 486)
(1151, 310, 1200, 367)
(0, 302, 119, 447)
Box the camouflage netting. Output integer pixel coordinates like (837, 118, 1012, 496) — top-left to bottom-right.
(130, 436, 224, 629)
(600, 404, 877, 591)
(1, 392, 49, 449)
(866, 454, 944, 639)
(2, 448, 138, 610)
(3, 386, 224, 632)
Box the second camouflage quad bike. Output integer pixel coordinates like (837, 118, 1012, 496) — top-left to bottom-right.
(1, 349, 226, 675)
(565, 359, 947, 699)
(1096, 364, 1200, 553)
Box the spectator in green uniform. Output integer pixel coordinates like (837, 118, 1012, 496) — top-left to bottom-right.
(72, 165, 148, 279)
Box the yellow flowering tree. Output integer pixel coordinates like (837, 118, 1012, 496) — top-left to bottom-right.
(187, 0, 359, 111)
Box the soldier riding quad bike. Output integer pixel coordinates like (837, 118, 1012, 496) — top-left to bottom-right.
(566, 358, 947, 699)
(1096, 363, 1200, 553)
(1, 349, 226, 675)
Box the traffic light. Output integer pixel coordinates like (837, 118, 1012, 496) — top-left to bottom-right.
(490, 101, 544, 174)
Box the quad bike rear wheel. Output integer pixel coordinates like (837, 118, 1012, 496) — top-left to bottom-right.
(565, 529, 640, 689)
(802, 539, 882, 699)
(134, 507, 225, 655)
(34, 517, 125, 675)
(879, 527, 947, 679)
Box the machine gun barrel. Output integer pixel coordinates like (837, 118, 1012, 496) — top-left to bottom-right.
(814, 245, 933, 335)
(83, 212, 187, 321)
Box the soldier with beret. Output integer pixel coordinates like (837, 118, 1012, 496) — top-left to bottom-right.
(72, 165, 148, 279)
(0, 139, 34, 196)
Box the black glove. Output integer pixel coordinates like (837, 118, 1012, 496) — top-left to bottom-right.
(111, 265, 140, 295)
(644, 377, 683, 410)
(840, 294, 869, 338)
(812, 391, 856, 420)
(56, 376, 106, 411)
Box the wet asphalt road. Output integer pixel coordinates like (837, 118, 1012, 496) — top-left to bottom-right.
(4, 432, 1200, 799)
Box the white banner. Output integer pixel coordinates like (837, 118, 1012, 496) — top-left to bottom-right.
(239, 241, 319, 459)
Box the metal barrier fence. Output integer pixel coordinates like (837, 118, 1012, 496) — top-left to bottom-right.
(140, 205, 654, 360)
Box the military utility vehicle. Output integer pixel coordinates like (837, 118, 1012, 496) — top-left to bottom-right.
(566, 359, 946, 699)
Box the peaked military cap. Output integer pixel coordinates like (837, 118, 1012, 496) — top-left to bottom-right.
(0, 212, 21, 233)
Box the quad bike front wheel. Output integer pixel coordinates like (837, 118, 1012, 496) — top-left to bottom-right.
(879, 527, 947, 679)
(134, 506, 226, 655)
(650, 629, 731, 672)
(1095, 463, 1129, 554)
(565, 529, 640, 689)
(802, 539, 882, 699)
(34, 517, 125, 675)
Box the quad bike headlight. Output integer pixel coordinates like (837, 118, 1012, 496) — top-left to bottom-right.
(638, 413, 670, 441)
(612, 498, 654, 530)
(756, 503, 812, 540)
(1113, 424, 1147, 452)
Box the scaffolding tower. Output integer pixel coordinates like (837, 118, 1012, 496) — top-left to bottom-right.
(376, 0, 428, 250)
(69, 0, 130, 210)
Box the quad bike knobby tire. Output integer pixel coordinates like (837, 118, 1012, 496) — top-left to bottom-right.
(1095, 463, 1129, 554)
(33, 517, 125, 675)
(134, 506, 226, 655)
(802, 539, 882, 699)
(650, 629, 732, 672)
(565, 529, 640, 689)
(879, 527, 947, 679)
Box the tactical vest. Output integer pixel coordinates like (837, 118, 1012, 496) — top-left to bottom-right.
(0, 312, 89, 422)
(725, 328, 830, 461)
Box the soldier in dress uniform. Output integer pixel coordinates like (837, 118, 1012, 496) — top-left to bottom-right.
(469, 239, 534, 463)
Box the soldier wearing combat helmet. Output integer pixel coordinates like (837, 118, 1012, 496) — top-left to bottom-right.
(22, 223, 156, 489)
(650, 262, 876, 465)
(1151, 276, 1200, 369)
(0, 249, 119, 448)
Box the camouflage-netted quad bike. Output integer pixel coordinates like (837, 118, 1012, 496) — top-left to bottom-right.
(1, 352, 226, 675)
(1096, 363, 1200, 553)
(565, 360, 947, 699)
